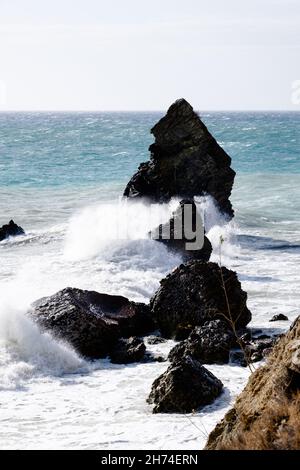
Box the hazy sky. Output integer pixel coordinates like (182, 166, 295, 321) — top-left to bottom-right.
(0, 0, 299, 110)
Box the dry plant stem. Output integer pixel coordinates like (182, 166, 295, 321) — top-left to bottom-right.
(218, 238, 255, 373)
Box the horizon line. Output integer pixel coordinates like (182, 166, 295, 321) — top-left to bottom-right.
(0, 108, 299, 113)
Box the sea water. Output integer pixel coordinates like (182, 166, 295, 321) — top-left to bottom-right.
(0, 111, 299, 449)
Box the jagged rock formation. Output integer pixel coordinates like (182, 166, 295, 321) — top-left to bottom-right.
(147, 355, 223, 413)
(124, 99, 235, 218)
(151, 199, 212, 261)
(205, 316, 300, 450)
(168, 320, 235, 365)
(0, 220, 25, 242)
(29, 288, 154, 358)
(150, 261, 251, 338)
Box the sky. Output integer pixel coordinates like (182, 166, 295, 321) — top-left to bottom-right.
(0, 0, 299, 111)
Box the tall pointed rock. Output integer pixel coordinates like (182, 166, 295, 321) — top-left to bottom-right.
(123, 98, 235, 218)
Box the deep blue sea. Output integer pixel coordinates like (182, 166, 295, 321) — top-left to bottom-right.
(0, 111, 299, 449)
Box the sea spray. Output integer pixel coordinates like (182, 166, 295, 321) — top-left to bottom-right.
(0, 291, 86, 390)
(63, 198, 179, 261)
(196, 195, 241, 264)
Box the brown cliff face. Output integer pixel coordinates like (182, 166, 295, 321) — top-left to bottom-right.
(123, 99, 236, 218)
(205, 316, 300, 450)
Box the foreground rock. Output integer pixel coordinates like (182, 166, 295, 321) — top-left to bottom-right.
(124, 99, 235, 218)
(206, 316, 300, 450)
(0, 220, 25, 242)
(151, 199, 212, 262)
(150, 261, 251, 338)
(147, 355, 223, 413)
(30, 288, 154, 358)
(109, 337, 146, 364)
(169, 320, 235, 364)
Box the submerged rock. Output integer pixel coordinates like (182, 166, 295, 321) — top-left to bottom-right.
(151, 199, 212, 262)
(147, 355, 223, 413)
(0, 220, 25, 242)
(270, 313, 289, 322)
(150, 261, 251, 338)
(169, 320, 235, 365)
(243, 335, 276, 363)
(205, 316, 300, 450)
(124, 98, 235, 218)
(109, 337, 146, 364)
(30, 287, 154, 358)
(145, 335, 167, 345)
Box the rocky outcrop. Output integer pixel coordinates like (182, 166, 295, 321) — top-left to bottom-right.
(205, 316, 300, 450)
(168, 320, 235, 364)
(147, 355, 223, 413)
(151, 199, 212, 262)
(109, 337, 146, 364)
(0, 220, 25, 242)
(150, 261, 251, 338)
(30, 287, 154, 358)
(123, 99, 235, 218)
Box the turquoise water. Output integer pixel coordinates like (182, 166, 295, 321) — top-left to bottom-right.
(0, 112, 299, 190)
(1, 111, 299, 231)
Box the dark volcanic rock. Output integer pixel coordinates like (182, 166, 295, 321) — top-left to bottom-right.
(109, 337, 146, 364)
(151, 199, 212, 262)
(270, 313, 289, 322)
(147, 355, 223, 413)
(30, 287, 154, 358)
(150, 261, 251, 338)
(0, 220, 25, 242)
(169, 320, 235, 364)
(124, 99, 235, 218)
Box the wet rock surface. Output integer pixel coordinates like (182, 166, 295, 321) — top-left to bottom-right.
(270, 313, 289, 322)
(151, 199, 212, 262)
(30, 287, 154, 358)
(150, 260, 251, 338)
(169, 320, 235, 365)
(109, 337, 146, 364)
(0, 220, 25, 242)
(147, 355, 223, 413)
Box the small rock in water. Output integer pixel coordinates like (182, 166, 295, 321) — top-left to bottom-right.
(109, 337, 146, 364)
(151, 199, 212, 262)
(147, 355, 223, 413)
(0, 220, 25, 242)
(169, 320, 235, 365)
(269, 314, 289, 322)
(146, 335, 167, 345)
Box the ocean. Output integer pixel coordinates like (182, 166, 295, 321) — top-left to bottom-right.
(0, 111, 300, 449)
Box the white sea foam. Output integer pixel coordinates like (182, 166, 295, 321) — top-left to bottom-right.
(64, 199, 177, 261)
(0, 190, 299, 449)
